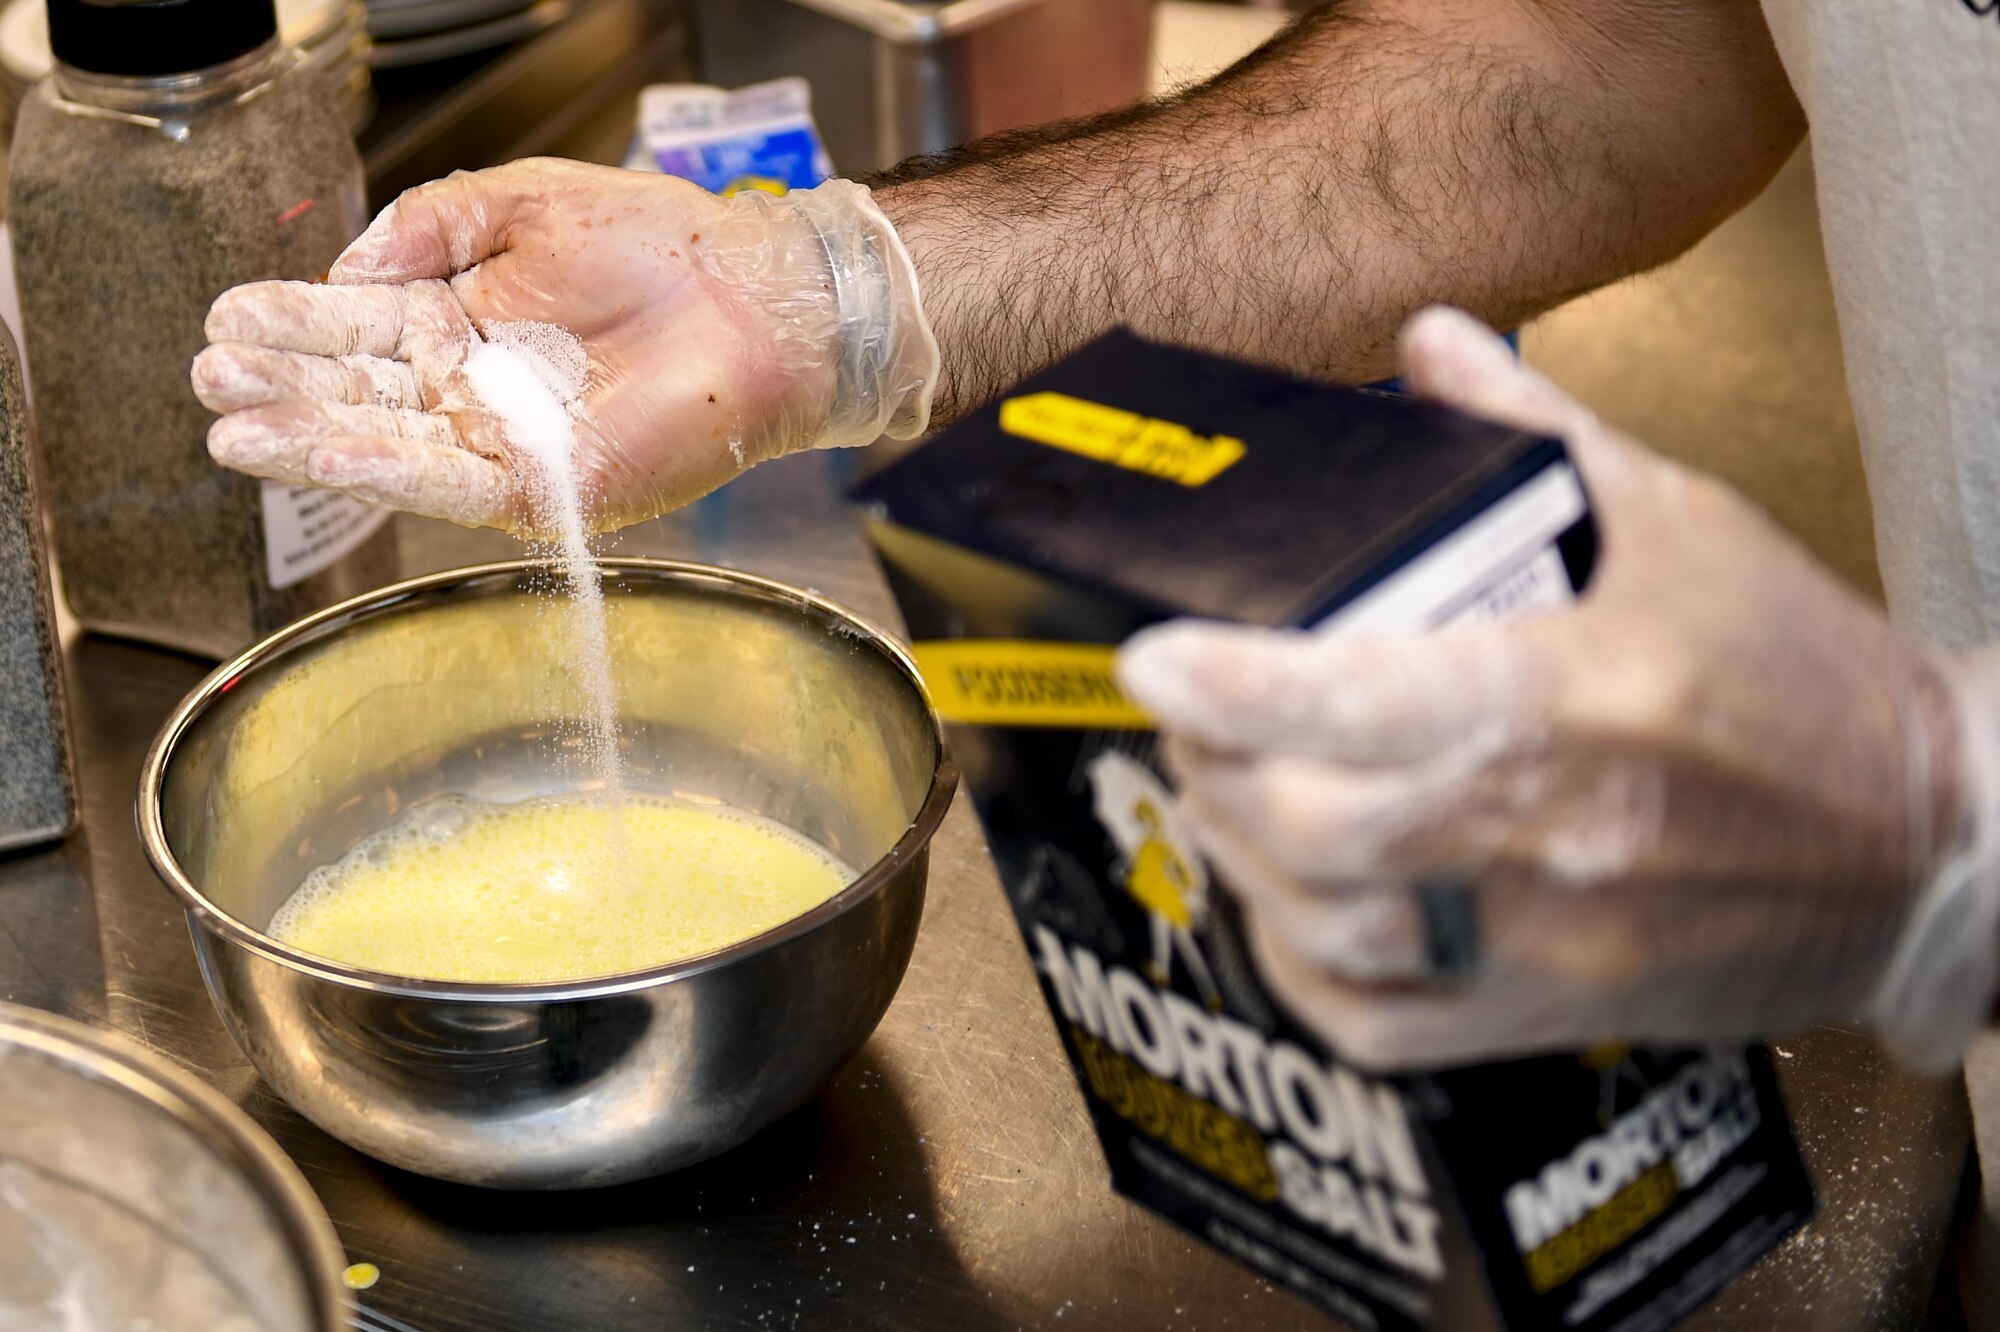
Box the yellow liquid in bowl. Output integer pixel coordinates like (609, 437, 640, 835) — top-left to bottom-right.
(267, 794, 853, 983)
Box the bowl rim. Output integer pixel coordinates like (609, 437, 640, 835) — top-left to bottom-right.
(0, 1001, 350, 1331)
(136, 558, 959, 1004)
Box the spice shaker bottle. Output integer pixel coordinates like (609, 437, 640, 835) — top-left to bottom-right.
(7, 0, 397, 659)
(0, 321, 75, 850)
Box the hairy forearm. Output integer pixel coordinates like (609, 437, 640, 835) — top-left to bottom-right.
(873, 0, 1803, 421)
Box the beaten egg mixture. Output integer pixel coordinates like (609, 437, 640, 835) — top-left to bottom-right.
(268, 794, 852, 983)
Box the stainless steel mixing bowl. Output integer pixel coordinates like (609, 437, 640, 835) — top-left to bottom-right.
(138, 560, 956, 1189)
(0, 1002, 346, 1331)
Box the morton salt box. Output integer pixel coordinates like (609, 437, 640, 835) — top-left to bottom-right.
(853, 330, 1814, 1332)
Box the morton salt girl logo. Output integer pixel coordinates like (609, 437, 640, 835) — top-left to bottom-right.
(1087, 753, 1222, 1010)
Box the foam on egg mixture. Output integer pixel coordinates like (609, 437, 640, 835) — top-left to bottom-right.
(268, 793, 853, 984)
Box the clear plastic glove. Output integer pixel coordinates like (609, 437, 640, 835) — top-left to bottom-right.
(1118, 306, 2000, 1074)
(191, 158, 938, 531)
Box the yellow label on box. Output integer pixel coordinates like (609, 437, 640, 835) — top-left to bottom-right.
(1000, 392, 1246, 487)
(913, 641, 1152, 729)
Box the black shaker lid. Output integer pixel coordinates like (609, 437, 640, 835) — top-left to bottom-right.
(46, 0, 278, 77)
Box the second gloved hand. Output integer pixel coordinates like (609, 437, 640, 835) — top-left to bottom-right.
(1118, 307, 2000, 1074)
(191, 158, 938, 532)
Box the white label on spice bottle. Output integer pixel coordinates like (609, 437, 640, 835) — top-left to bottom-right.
(260, 481, 391, 589)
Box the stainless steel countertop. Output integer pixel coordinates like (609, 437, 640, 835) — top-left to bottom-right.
(0, 445, 1969, 1332)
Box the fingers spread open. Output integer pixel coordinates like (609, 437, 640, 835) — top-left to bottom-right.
(192, 345, 421, 413)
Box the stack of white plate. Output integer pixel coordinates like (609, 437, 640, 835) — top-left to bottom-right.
(364, 0, 569, 68)
(0, 0, 375, 135)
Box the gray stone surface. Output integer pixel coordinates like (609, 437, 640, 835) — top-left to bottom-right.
(0, 325, 73, 850)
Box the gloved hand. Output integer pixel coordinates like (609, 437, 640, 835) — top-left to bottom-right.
(1118, 306, 2000, 1074)
(191, 157, 938, 531)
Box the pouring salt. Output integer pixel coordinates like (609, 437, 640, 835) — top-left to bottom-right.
(461, 322, 625, 801)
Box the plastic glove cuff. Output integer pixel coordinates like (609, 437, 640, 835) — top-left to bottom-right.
(1867, 647, 2000, 1073)
(788, 179, 940, 448)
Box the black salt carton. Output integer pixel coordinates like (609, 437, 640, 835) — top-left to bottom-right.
(854, 330, 1814, 1332)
